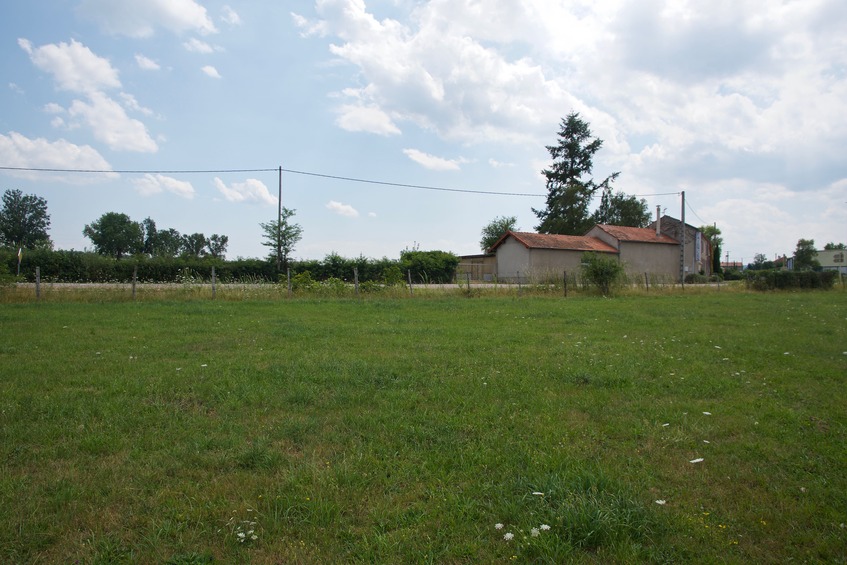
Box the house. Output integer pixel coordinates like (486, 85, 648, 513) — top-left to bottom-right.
(817, 249, 847, 274)
(648, 215, 713, 278)
(786, 248, 847, 274)
(586, 225, 679, 278)
(489, 231, 617, 283)
(489, 225, 680, 283)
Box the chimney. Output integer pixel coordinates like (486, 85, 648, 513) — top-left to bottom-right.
(655, 206, 661, 236)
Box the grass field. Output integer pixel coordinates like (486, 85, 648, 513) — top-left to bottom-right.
(1, 289, 845, 563)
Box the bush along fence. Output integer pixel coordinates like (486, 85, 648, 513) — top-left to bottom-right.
(745, 270, 840, 290)
(1, 249, 460, 286)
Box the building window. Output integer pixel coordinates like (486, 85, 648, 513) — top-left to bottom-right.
(834, 253, 844, 263)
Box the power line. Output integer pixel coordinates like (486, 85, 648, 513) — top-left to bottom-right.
(0, 165, 545, 197)
(0, 166, 276, 174)
(685, 199, 707, 224)
(630, 191, 680, 197)
(1, 164, 689, 200)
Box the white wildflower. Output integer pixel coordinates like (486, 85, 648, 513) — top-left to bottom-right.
(495, 523, 504, 530)
(539, 524, 551, 531)
(531, 527, 540, 537)
(503, 532, 514, 541)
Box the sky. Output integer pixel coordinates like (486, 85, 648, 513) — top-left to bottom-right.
(1, 0, 845, 264)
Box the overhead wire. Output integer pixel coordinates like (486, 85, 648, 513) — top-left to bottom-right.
(0, 165, 545, 197)
(685, 199, 707, 224)
(0, 165, 691, 202)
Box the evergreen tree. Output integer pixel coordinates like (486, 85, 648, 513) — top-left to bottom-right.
(533, 112, 619, 235)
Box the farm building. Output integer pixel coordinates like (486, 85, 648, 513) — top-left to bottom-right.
(648, 215, 713, 278)
(488, 224, 680, 283)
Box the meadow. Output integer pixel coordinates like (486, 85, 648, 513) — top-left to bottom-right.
(0, 287, 845, 563)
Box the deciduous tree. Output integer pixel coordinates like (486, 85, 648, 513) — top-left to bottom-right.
(206, 234, 229, 259)
(793, 238, 819, 271)
(182, 233, 207, 258)
(82, 212, 143, 259)
(480, 215, 518, 252)
(0, 189, 51, 250)
(591, 187, 650, 227)
(260, 207, 303, 270)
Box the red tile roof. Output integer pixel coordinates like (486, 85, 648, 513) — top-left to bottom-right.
(592, 224, 679, 245)
(491, 231, 617, 253)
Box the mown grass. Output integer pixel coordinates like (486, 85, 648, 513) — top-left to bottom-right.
(0, 289, 845, 563)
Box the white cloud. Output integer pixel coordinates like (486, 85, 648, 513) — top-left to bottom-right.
(489, 158, 514, 168)
(303, 0, 579, 144)
(202, 65, 222, 79)
(213, 177, 277, 205)
(120, 93, 154, 116)
(135, 54, 160, 70)
(9, 83, 24, 94)
(77, 0, 217, 37)
(221, 6, 242, 25)
(368, 212, 377, 218)
(133, 174, 195, 198)
(68, 92, 158, 152)
(19, 38, 121, 95)
(326, 200, 359, 217)
(184, 38, 215, 54)
(20, 38, 159, 153)
(0, 131, 115, 182)
(44, 103, 65, 114)
(336, 104, 400, 135)
(403, 148, 464, 171)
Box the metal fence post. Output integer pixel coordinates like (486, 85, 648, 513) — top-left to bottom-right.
(35, 266, 41, 300)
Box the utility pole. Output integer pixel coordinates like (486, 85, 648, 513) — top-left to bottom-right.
(680, 190, 686, 284)
(276, 166, 282, 271)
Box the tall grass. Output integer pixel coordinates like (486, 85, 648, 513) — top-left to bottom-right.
(0, 291, 844, 563)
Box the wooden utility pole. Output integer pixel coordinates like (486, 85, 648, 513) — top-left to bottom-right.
(276, 166, 282, 271)
(680, 190, 686, 285)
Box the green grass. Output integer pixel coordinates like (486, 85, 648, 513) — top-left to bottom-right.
(1, 290, 845, 563)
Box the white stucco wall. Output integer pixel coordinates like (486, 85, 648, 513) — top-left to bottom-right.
(618, 242, 678, 278)
(495, 237, 531, 281)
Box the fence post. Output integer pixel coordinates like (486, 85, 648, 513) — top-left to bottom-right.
(211, 266, 216, 299)
(354, 267, 359, 297)
(407, 269, 414, 296)
(466, 272, 471, 295)
(286, 268, 291, 297)
(644, 272, 649, 291)
(35, 266, 41, 300)
(517, 271, 522, 295)
(132, 266, 138, 300)
(564, 270, 567, 297)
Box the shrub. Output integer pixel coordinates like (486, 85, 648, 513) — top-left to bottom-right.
(684, 273, 708, 284)
(400, 250, 460, 284)
(580, 252, 623, 296)
(290, 270, 318, 292)
(745, 270, 838, 290)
